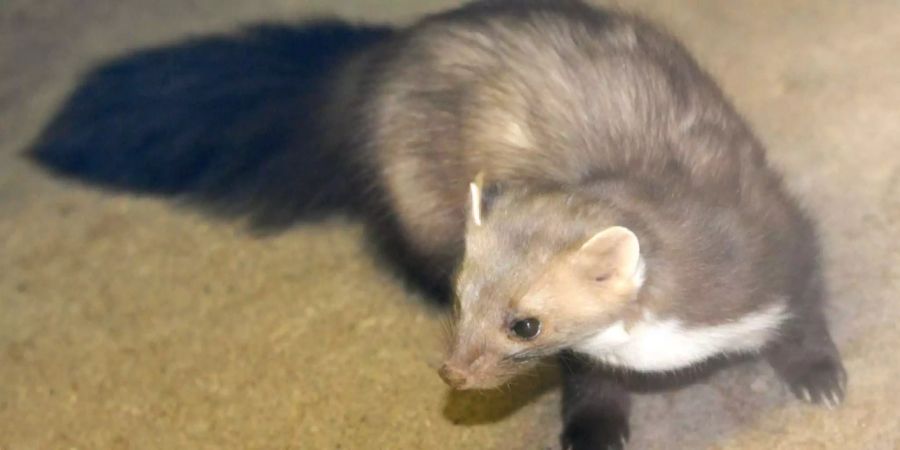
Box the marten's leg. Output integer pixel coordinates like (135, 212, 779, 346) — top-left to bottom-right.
(559, 353, 631, 450)
(766, 273, 847, 407)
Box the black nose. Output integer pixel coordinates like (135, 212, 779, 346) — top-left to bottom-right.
(438, 364, 468, 389)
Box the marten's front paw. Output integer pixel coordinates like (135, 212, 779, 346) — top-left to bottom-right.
(786, 356, 847, 409)
(561, 410, 629, 450)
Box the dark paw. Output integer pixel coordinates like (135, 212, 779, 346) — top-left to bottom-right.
(785, 356, 848, 409)
(561, 411, 629, 450)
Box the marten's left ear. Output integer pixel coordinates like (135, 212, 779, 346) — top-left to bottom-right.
(468, 172, 500, 227)
(575, 226, 646, 289)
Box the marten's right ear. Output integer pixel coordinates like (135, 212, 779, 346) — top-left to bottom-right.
(574, 226, 645, 290)
(468, 172, 500, 226)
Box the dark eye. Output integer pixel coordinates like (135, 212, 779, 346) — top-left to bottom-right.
(511, 318, 541, 339)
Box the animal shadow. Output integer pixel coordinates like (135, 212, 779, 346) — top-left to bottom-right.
(25, 19, 457, 303)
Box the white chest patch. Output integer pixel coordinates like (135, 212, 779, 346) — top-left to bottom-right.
(573, 303, 789, 372)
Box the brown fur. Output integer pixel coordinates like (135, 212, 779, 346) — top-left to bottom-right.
(336, 0, 844, 447)
(346, 1, 789, 272)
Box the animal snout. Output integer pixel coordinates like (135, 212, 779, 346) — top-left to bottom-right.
(438, 363, 469, 389)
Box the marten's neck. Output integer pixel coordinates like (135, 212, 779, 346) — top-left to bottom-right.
(552, 180, 790, 370)
(565, 177, 782, 321)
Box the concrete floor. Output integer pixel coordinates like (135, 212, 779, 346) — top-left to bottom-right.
(2, 1, 899, 449)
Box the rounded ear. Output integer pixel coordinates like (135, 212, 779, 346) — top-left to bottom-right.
(469, 176, 484, 226)
(576, 226, 644, 285)
(467, 172, 501, 226)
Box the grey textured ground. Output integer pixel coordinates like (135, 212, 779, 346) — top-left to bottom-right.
(2, 1, 898, 449)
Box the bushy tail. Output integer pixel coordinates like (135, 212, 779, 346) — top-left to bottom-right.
(28, 20, 392, 230)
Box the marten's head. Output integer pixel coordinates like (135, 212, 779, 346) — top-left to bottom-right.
(438, 178, 646, 390)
